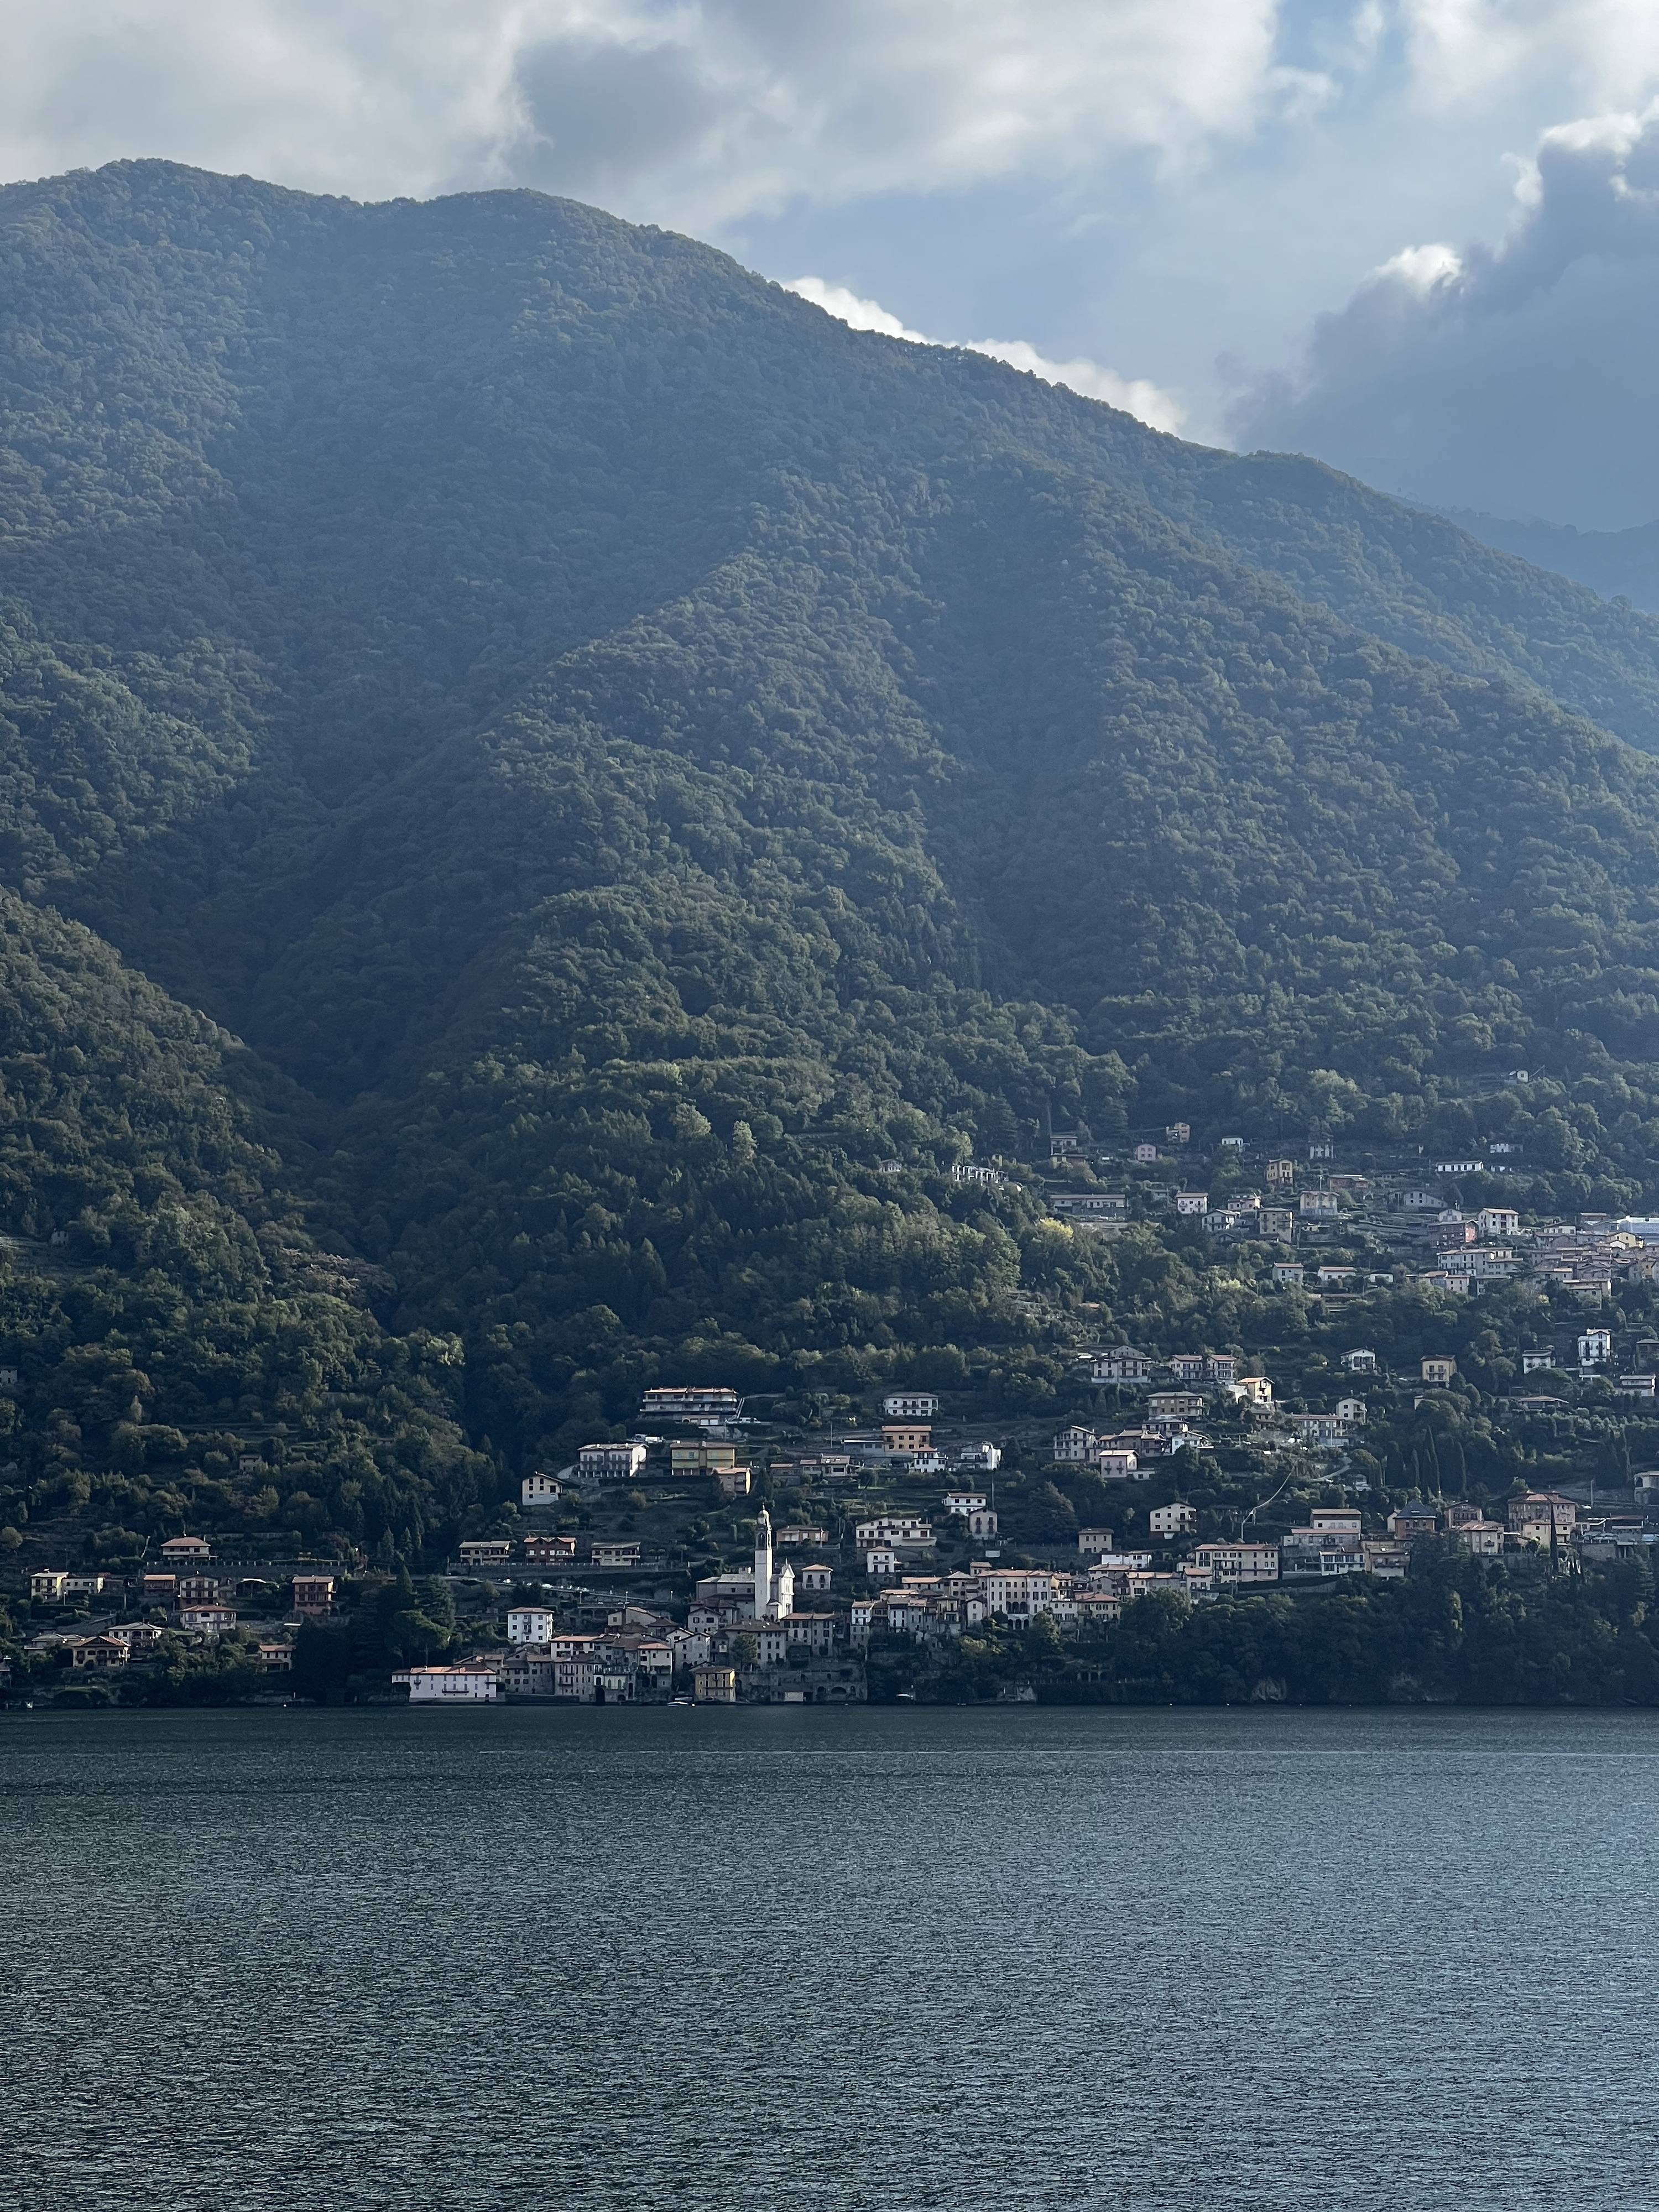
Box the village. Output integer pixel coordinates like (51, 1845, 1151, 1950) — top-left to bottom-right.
(19, 1348, 1651, 1707)
(13, 1128, 1659, 1706)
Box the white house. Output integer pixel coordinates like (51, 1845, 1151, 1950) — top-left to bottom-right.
(1087, 1349, 1154, 1384)
(1340, 1349, 1377, 1373)
(1283, 1412, 1355, 1448)
(507, 1606, 556, 1645)
(458, 1540, 512, 1573)
(179, 1605, 236, 1636)
(1051, 1192, 1127, 1220)
(521, 1472, 564, 1507)
(864, 1547, 901, 1580)
(1081, 1551, 1153, 1577)
(883, 1392, 939, 1419)
(854, 1516, 934, 1549)
(1097, 1448, 1139, 1478)
(956, 1441, 1003, 1470)
(640, 1385, 740, 1422)
(1229, 1376, 1274, 1407)
(1167, 1353, 1236, 1385)
(395, 1662, 502, 1702)
(1052, 1426, 1097, 1463)
(1334, 1397, 1367, 1423)
(942, 1491, 987, 1516)
(576, 1441, 649, 1483)
(1150, 1503, 1198, 1537)
(980, 1569, 1071, 1621)
(1192, 1541, 1279, 1584)
(1175, 1191, 1209, 1215)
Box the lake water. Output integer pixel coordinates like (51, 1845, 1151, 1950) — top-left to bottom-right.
(3, 1704, 1655, 2210)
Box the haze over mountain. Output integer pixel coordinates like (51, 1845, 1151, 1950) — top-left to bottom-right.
(7, 158, 1659, 1554)
(1442, 511, 1659, 618)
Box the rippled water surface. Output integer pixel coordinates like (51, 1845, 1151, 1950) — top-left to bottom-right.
(3, 1704, 1656, 2210)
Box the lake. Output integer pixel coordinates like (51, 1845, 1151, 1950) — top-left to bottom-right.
(2, 1704, 1653, 2209)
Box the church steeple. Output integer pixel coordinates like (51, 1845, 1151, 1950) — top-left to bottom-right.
(754, 1506, 773, 1620)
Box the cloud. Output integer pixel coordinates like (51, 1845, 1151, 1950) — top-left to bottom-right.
(783, 278, 1187, 435)
(952, 340, 1188, 435)
(1228, 104, 1659, 528)
(0, 2, 1293, 217)
(12, 4, 1659, 223)
(515, 2, 1299, 226)
(7, 4, 1659, 503)
(783, 278, 932, 346)
(1397, 1, 1659, 114)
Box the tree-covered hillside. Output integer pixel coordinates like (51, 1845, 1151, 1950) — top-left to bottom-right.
(1445, 508, 1659, 619)
(6, 160, 1659, 1531)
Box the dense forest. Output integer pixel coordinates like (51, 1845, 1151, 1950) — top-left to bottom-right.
(5, 160, 1659, 1569)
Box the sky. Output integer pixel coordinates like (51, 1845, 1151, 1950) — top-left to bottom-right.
(6, 2, 1659, 528)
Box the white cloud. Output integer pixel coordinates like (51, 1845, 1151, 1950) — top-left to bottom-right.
(1229, 104, 1659, 526)
(0, 1, 1290, 217)
(961, 339, 1187, 434)
(507, 1, 1299, 224)
(1399, 1, 1659, 113)
(783, 278, 1187, 435)
(783, 278, 932, 345)
(1371, 241, 1463, 295)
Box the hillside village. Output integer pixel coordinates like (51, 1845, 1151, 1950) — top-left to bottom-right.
(12, 1117, 1659, 1706)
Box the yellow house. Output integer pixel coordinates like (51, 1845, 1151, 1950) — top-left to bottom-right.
(671, 1440, 738, 1472)
(1421, 1357, 1458, 1385)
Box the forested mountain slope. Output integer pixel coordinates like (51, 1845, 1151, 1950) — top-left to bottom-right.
(1445, 509, 1659, 618)
(4, 160, 1659, 1516)
(0, 885, 488, 1562)
(1176, 455, 1659, 747)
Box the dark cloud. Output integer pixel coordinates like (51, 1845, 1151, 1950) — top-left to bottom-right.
(511, 38, 722, 198)
(1229, 113, 1659, 529)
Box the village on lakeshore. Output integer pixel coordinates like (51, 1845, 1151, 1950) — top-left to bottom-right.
(9, 1127, 1659, 1707)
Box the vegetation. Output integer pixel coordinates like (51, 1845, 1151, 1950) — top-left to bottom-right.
(869, 1546, 1659, 1708)
(3, 158, 1659, 1649)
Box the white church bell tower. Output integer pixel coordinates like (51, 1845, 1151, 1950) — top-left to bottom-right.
(752, 1507, 794, 1620)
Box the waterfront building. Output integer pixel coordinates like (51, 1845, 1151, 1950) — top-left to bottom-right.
(395, 1662, 502, 1703)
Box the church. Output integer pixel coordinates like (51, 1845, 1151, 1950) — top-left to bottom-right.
(752, 1508, 794, 1620)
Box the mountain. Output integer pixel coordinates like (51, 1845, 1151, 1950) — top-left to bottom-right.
(5, 159, 1659, 1548)
(1442, 508, 1659, 619)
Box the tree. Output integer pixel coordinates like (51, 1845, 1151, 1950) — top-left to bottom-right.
(291, 1618, 354, 1702)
